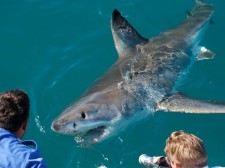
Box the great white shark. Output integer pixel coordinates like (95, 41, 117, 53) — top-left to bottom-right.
(51, 0, 225, 143)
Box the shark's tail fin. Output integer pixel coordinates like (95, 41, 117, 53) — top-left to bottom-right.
(195, 0, 205, 6)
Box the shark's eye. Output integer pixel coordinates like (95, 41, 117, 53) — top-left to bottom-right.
(81, 112, 86, 119)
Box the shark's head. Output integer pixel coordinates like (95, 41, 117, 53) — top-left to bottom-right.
(51, 90, 124, 142)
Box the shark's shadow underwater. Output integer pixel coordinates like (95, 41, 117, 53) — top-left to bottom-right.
(51, 0, 225, 143)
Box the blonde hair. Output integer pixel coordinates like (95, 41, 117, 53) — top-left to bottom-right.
(164, 130, 207, 168)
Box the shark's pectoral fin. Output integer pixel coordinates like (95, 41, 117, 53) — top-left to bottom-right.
(157, 93, 225, 113)
(196, 46, 215, 60)
(111, 9, 148, 59)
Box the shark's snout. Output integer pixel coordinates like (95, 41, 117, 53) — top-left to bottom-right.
(51, 119, 78, 135)
(51, 120, 61, 131)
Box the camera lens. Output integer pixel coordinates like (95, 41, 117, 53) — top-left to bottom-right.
(139, 154, 158, 168)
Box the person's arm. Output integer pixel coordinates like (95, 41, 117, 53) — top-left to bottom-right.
(21, 140, 47, 167)
(139, 154, 170, 168)
(26, 150, 47, 168)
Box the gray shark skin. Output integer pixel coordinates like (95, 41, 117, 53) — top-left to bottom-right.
(51, 0, 225, 143)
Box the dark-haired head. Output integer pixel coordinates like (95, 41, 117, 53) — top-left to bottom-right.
(0, 90, 29, 133)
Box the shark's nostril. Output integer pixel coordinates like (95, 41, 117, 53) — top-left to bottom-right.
(73, 123, 76, 128)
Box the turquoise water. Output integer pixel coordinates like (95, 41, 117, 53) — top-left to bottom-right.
(1, 0, 225, 167)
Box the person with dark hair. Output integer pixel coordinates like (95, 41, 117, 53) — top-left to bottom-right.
(0, 89, 47, 167)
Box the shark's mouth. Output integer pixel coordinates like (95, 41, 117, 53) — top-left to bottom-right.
(75, 125, 111, 144)
(85, 126, 106, 134)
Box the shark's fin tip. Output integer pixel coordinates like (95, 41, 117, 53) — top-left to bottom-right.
(196, 46, 215, 60)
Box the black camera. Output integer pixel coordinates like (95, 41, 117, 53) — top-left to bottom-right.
(139, 154, 170, 168)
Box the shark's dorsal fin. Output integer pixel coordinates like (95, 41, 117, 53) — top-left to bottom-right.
(157, 93, 225, 113)
(111, 9, 148, 59)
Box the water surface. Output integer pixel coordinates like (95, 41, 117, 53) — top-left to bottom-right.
(0, 0, 225, 167)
